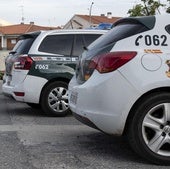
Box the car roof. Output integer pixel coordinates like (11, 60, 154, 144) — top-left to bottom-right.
(41, 29, 107, 37)
(22, 29, 107, 38)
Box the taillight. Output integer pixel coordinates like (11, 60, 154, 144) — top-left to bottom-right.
(14, 55, 33, 70)
(84, 51, 137, 80)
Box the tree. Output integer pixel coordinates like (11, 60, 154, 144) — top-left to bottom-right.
(128, 0, 165, 16)
(166, 0, 170, 13)
(128, 4, 145, 16)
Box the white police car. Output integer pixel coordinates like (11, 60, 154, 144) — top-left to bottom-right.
(2, 29, 106, 116)
(69, 15, 170, 164)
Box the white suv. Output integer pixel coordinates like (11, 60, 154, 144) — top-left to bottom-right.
(69, 15, 170, 164)
(2, 29, 106, 116)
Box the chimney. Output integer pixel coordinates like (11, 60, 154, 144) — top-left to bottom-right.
(101, 14, 105, 17)
(30, 21, 34, 25)
(107, 12, 112, 19)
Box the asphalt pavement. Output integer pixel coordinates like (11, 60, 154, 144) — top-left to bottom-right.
(0, 80, 169, 169)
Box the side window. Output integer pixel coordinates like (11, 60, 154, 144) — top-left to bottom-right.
(72, 34, 102, 57)
(38, 34, 74, 56)
(84, 34, 102, 46)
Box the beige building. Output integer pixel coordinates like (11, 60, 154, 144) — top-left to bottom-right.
(63, 12, 121, 29)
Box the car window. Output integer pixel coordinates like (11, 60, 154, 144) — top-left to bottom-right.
(11, 32, 40, 55)
(72, 34, 102, 57)
(12, 37, 35, 55)
(38, 34, 74, 56)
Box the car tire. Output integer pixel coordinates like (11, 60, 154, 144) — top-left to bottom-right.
(127, 92, 170, 165)
(40, 81, 70, 117)
(26, 103, 41, 109)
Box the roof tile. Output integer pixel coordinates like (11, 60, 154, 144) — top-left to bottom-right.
(0, 24, 60, 35)
(77, 14, 121, 24)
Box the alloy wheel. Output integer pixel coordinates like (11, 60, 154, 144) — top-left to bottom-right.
(48, 87, 69, 113)
(142, 103, 170, 156)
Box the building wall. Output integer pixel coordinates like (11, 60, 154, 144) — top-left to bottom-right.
(63, 15, 91, 29)
(0, 35, 19, 50)
(7, 38, 17, 50)
(0, 35, 18, 71)
(0, 35, 6, 49)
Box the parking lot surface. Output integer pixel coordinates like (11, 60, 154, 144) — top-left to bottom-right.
(0, 81, 169, 169)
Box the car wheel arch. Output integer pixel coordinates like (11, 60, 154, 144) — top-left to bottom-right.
(39, 77, 70, 103)
(123, 87, 170, 135)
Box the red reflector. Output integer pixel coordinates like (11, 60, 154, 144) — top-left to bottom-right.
(94, 51, 137, 73)
(14, 92, 25, 96)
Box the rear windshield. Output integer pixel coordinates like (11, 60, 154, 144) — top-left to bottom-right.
(11, 33, 39, 55)
(85, 22, 149, 58)
(11, 38, 34, 55)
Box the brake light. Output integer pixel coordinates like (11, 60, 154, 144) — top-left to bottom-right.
(84, 51, 137, 80)
(93, 51, 137, 73)
(14, 55, 33, 70)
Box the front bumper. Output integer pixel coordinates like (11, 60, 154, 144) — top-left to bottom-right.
(69, 70, 140, 135)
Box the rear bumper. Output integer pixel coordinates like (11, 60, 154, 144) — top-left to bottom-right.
(2, 84, 13, 95)
(73, 112, 100, 131)
(69, 71, 140, 135)
(3, 81, 26, 102)
(2, 75, 47, 103)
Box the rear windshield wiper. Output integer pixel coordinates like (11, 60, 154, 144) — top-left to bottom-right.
(9, 51, 17, 55)
(83, 46, 89, 51)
